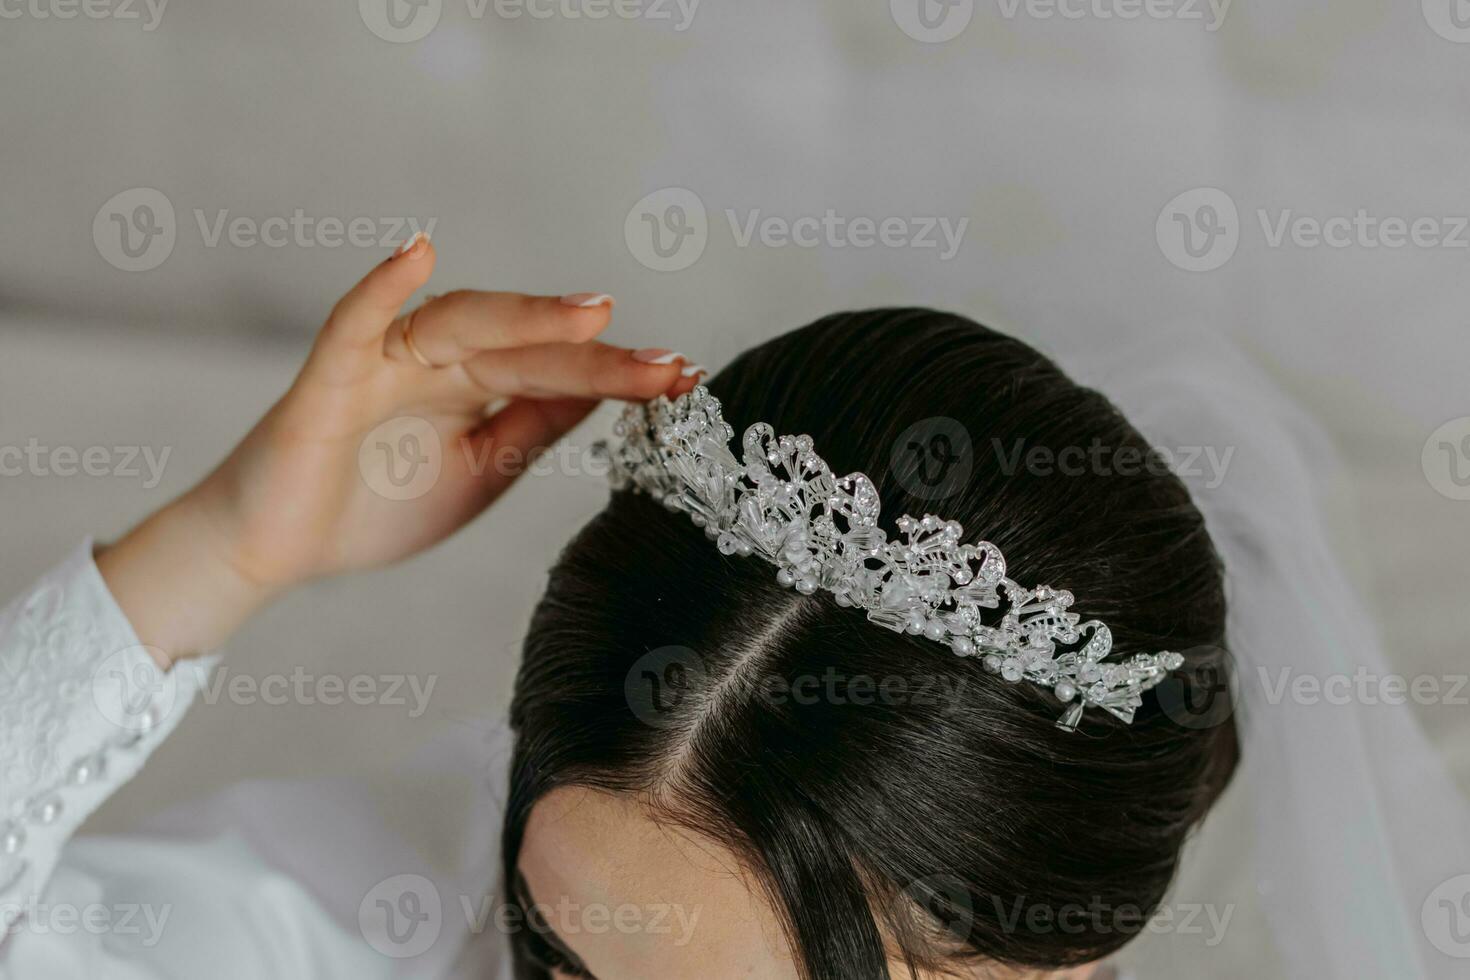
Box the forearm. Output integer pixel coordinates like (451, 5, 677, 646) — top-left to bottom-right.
(94, 492, 274, 669)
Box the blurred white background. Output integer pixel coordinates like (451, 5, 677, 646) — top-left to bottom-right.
(2, 1, 1468, 974)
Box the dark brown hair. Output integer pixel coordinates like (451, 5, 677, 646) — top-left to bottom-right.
(503, 309, 1238, 978)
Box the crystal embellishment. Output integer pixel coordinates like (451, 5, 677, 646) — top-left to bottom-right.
(593, 385, 1184, 731)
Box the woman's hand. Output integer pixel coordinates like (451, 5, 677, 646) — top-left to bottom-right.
(97, 237, 700, 666)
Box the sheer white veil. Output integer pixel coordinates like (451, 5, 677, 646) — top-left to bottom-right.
(1047, 322, 1470, 978)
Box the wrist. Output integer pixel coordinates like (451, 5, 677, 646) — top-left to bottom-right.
(96, 493, 279, 669)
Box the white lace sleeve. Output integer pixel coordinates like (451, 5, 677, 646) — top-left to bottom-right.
(0, 540, 212, 932)
(0, 543, 513, 979)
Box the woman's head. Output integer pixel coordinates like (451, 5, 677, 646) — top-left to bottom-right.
(503, 309, 1237, 979)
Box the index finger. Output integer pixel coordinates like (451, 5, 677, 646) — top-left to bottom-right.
(459, 342, 703, 401)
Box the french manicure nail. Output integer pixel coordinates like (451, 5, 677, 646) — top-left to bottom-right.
(680, 363, 707, 378)
(560, 292, 615, 308)
(633, 349, 685, 364)
(395, 231, 429, 258)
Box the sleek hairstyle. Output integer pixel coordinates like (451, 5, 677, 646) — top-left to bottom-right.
(502, 309, 1238, 979)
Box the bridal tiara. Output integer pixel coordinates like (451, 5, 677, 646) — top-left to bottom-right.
(592, 385, 1183, 731)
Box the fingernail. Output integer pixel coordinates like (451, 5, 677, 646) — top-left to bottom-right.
(560, 292, 615, 308)
(680, 363, 707, 378)
(395, 231, 429, 259)
(632, 348, 685, 364)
